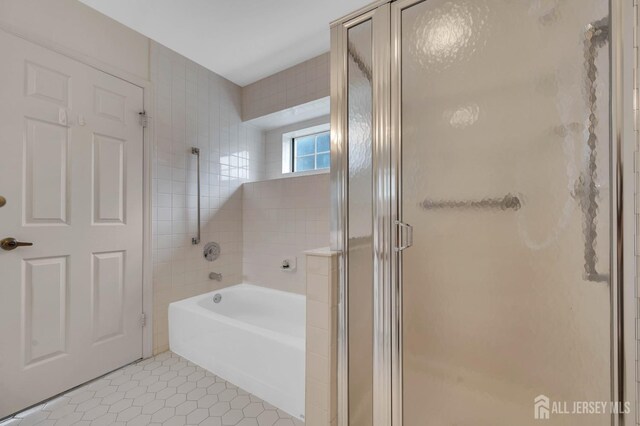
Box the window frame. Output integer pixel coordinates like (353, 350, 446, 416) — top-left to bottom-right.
(291, 129, 331, 173)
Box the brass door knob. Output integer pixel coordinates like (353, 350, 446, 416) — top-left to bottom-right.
(0, 237, 33, 251)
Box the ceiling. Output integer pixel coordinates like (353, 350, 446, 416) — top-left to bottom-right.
(79, 0, 372, 86)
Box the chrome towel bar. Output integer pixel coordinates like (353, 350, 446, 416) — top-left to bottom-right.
(420, 193, 521, 211)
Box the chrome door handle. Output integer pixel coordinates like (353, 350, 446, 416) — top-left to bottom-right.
(395, 221, 413, 252)
(1, 237, 33, 251)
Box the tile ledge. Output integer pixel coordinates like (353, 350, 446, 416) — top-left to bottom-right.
(304, 247, 340, 257)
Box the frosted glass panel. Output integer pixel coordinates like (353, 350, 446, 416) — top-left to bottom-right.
(347, 19, 373, 426)
(400, 1, 611, 425)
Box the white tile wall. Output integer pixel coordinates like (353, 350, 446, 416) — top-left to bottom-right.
(151, 45, 332, 354)
(242, 53, 330, 121)
(242, 174, 330, 294)
(264, 116, 330, 180)
(305, 250, 339, 426)
(151, 41, 265, 354)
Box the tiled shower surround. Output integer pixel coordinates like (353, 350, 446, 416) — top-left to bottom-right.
(151, 42, 331, 354)
(243, 174, 330, 295)
(151, 42, 265, 354)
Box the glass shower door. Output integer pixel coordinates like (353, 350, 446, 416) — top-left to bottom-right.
(395, 0, 612, 424)
(346, 18, 374, 426)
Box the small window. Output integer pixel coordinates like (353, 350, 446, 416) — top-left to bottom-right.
(292, 131, 330, 172)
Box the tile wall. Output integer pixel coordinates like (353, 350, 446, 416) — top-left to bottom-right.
(151, 41, 265, 354)
(305, 250, 339, 426)
(151, 44, 332, 353)
(242, 174, 330, 295)
(242, 53, 329, 121)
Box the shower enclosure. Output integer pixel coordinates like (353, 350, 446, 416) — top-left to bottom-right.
(330, 0, 632, 424)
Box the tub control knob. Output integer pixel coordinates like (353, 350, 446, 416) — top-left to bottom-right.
(203, 242, 221, 262)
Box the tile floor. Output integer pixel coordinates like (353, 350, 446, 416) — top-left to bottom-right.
(1, 352, 304, 426)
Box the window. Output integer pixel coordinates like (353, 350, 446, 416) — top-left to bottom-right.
(292, 131, 330, 172)
(280, 123, 330, 176)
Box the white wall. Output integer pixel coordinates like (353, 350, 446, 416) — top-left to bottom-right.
(0, 0, 149, 81)
(243, 53, 329, 121)
(151, 41, 264, 354)
(265, 115, 331, 180)
(243, 174, 330, 295)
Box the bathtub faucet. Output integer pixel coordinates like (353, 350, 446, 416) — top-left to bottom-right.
(209, 272, 222, 281)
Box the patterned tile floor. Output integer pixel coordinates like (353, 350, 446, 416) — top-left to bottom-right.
(1, 352, 304, 426)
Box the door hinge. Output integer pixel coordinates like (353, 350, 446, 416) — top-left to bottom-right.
(139, 313, 147, 327)
(138, 111, 148, 128)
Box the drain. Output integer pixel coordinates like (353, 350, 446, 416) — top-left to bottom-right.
(213, 294, 222, 303)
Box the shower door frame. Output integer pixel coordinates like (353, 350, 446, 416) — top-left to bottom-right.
(330, 3, 393, 425)
(330, 0, 635, 425)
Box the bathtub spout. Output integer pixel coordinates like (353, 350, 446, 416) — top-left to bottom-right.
(209, 272, 222, 281)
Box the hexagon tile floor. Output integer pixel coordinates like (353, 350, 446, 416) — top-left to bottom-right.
(0, 351, 304, 426)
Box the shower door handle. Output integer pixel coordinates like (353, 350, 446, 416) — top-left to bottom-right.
(395, 220, 413, 252)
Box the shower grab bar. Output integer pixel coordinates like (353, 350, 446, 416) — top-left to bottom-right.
(420, 193, 521, 211)
(191, 147, 201, 245)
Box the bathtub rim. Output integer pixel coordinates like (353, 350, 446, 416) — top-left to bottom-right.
(168, 283, 306, 351)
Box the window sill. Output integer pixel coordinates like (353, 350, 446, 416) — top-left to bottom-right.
(282, 168, 330, 178)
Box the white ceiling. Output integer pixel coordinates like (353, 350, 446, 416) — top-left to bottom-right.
(79, 0, 372, 86)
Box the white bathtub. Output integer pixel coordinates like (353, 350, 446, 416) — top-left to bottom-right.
(169, 284, 305, 419)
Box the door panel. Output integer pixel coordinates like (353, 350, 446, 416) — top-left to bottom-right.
(0, 30, 144, 417)
(92, 251, 126, 343)
(92, 134, 126, 224)
(93, 86, 127, 123)
(23, 256, 68, 366)
(24, 118, 69, 224)
(346, 18, 374, 426)
(25, 61, 70, 107)
(397, 0, 611, 425)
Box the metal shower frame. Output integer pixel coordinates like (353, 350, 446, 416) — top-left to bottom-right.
(329, 0, 636, 425)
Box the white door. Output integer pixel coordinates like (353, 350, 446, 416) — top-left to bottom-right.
(0, 30, 144, 418)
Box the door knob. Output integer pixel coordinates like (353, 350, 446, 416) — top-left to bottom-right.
(0, 237, 33, 251)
